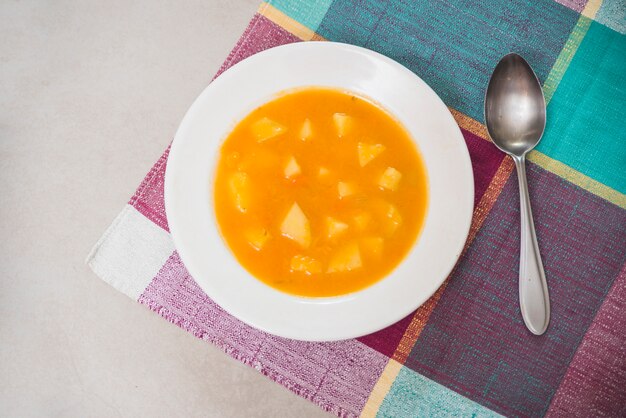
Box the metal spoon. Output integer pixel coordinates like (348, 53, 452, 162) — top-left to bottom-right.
(484, 53, 550, 335)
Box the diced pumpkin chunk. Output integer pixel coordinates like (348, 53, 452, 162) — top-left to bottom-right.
(326, 217, 349, 239)
(283, 155, 301, 179)
(318, 166, 331, 179)
(338, 181, 357, 198)
(290, 255, 322, 275)
(251, 117, 286, 142)
(358, 142, 386, 167)
(353, 212, 371, 231)
(382, 202, 402, 235)
(280, 202, 311, 248)
(327, 243, 362, 273)
(378, 167, 402, 191)
(333, 113, 352, 137)
(228, 172, 251, 213)
(361, 237, 384, 257)
(245, 227, 270, 251)
(299, 118, 313, 141)
(385, 203, 402, 223)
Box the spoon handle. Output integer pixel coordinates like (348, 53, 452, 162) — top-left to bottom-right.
(513, 155, 550, 335)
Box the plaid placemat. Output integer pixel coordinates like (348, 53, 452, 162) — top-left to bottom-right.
(87, 1, 626, 416)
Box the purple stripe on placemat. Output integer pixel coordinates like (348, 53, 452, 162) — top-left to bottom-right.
(216, 14, 301, 78)
(461, 129, 505, 207)
(129, 147, 170, 232)
(553, 0, 588, 13)
(546, 263, 626, 417)
(138, 252, 388, 417)
(403, 163, 626, 417)
(357, 314, 414, 358)
(129, 14, 300, 232)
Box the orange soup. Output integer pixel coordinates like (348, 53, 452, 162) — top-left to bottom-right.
(214, 88, 428, 297)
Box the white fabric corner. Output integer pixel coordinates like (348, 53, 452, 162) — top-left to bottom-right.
(86, 205, 175, 300)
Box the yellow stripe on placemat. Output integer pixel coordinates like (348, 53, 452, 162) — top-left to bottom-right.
(259, 2, 321, 41)
(528, 152, 626, 209)
(392, 282, 450, 363)
(468, 158, 516, 242)
(543, 0, 603, 104)
(449, 108, 489, 140)
(542, 15, 592, 104)
(360, 359, 402, 418)
(582, 0, 603, 19)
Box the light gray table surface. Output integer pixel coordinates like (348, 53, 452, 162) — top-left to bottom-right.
(0, 1, 329, 416)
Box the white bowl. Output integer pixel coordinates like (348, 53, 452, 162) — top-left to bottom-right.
(165, 42, 473, 341)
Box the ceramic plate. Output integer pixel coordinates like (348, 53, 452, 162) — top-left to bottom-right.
(165, 42, 473, 341)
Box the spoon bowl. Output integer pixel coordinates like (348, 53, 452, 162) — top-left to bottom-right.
(485, 53, 551, 335)
(485, 53, 546, 156)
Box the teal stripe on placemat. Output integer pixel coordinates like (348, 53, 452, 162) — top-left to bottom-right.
(269, 0, 334, 31)
(377, 367, 501, 418)
(537, 21, 626, 194)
